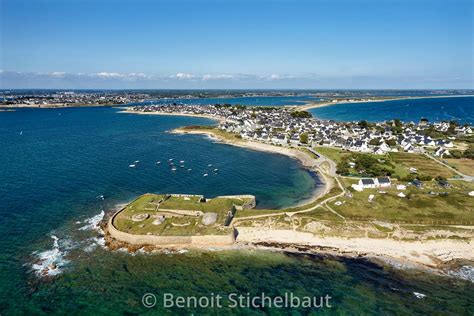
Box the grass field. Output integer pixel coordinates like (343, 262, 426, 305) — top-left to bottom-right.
(446, 158, 474, 176)
(113, 193, 251, 236)
(388, 152, 455, 178)
(313, 146, 350, 163)
(333, 179, 474, 224)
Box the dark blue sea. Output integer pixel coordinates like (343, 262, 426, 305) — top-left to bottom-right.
(309, 96, 474, 124)
(0, 106, 473, 314)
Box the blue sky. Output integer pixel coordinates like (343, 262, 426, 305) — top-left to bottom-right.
(0, 0, 473, 89)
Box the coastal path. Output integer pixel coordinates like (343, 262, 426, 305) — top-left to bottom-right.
(424, 153, 474, 182)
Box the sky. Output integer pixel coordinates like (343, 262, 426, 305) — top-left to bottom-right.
(0, 0, 473, 89)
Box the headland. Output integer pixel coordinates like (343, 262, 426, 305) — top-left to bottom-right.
(108, 103, 474, 272)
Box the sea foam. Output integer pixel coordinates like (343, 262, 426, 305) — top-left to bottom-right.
(447, 265, 474, 283)
(31, 235, 70, 277)
(78, 210, 105, 231)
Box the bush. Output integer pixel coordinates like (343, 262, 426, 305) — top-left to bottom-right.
(290, 111, 312, 118)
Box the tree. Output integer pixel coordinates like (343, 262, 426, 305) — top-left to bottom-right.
(358, 120, 369, 129)
(290, 111, 312, 118)
(369, 138, 381, 146)
(393, 118, 402, 127)
(386, 138, 397, 146)
(299, 132, 309, 144)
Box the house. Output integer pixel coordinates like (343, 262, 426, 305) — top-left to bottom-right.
(403, 143, 415, 153)
(434, 147, 450, 158)
(373, 147, 385, 155)
(411, 179, 423, 188)
(376, 177, 391, 188)
(359, 178, 376, 189)
(438, 180, 451, 188)
(396, 184, 406, 190)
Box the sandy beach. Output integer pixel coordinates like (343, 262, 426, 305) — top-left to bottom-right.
(236, 227, 474, 270)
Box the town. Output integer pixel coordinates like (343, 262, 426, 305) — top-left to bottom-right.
(130, 103, 473, 159)
(0, 90, 152, 107)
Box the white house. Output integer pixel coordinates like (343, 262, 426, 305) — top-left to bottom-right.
(359, 178, 377, 189)
(376, 177, 392, 188)
(434, 147, 450, 158)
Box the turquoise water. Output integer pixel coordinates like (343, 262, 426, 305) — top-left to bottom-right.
(309, 96, 474, 124)
(0, 107, 473, 314)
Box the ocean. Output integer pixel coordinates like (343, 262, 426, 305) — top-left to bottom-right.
(0, 106, 473, 314)
(309, 96, 474, 124)
(144, 95, 322, 106)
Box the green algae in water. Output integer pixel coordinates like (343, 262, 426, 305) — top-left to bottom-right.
(10, 249, 474, 315)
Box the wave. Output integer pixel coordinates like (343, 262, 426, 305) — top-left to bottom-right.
(31, 235, 70, 277)
(83, 236, 106, 252)
(78, 210, 105, 231)
(447, 265, 474, 283)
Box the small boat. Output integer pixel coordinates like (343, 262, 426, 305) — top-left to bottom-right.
(134, 160, 140, 163)
(213, 168, 219, 172)
(156, 161, 161, 164)
(187, 168, 192, 171)
(180, 165, 185, 168)
(171, 167, 177, 171)
(168, 159, 173, 162)
(20, 131, 23, 135)
(208, 164, 213, 167)
(129, 164, 136, 168)
(97, 195, 105, 200)
(180, 160, 185, 164)
(203, 173, 208, 177)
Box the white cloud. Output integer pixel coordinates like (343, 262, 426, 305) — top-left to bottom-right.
(202, 74, 235, 80)
(50, 71, 66, 77)
(173, 72, 194, 79)
(93, 72, 124, 78)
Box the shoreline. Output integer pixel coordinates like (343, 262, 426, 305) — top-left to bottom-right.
(298, 94, 474, 111)
(235, 228, 474, 272)
(111, 109, 474, 274)
(171, 127, 332, 206)
(0, 103, 120, 109)
(101, 210, 473, 277)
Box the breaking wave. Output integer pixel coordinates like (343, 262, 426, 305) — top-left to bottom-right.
(447, 265, 474, 283)
(78, 210, 105, 231)
(31, 235, 70, 277)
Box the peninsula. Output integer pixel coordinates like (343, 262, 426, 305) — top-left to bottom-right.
(112, 103, 474, 271)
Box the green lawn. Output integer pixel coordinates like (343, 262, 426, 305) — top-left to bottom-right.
(113, 193, 247, 236)
(313, 147, 350, 163)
